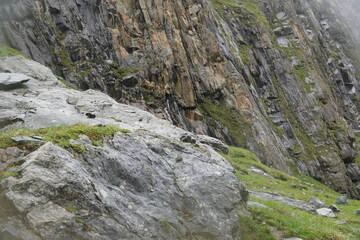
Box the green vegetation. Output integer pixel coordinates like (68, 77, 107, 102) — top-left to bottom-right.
(65, 205, 77, 213)
(239, 215, 276, 240)
(53, 49, 74, 73)
(238, 44, 253, 65)
(223, 146, 360, 239)
(111, 65, 135, 80)
(0, 124, 130, 152)
(198, 99, 252, 147)
(211, 0, 272, 34)
(0, 44, 24, 57)
(0, 170, 20, 180)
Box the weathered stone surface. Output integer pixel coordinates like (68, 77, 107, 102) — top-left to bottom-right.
(249, 191, 316, 212)
(248, 166, 273, 178)
(336, 196, 349, 205)
(11, 136, 45, 146)
(1, 133, 246, 239)
(247, 201, 271, 209)
(316, 208, 336, 218)
(0, 73, 30, 90)
(1, 0, 359, 199)
(0, 147, 23, 170)
(329, 204, 341, 213)
(308, 197, 327, 209)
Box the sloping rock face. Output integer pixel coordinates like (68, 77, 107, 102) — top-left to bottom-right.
(1, 0, 360, 197)
(0, 56, 247, 239)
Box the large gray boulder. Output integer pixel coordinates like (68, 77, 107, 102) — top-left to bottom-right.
(0, 133, 246, 240)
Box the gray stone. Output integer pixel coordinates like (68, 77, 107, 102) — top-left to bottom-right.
(329, 204, 340, 213)
(284, 238, 303, 240)
(180, 133, 196, 144)
(11, 136, 45, 146)
(308, 197, 326, 208)
(249, 191, 316, 212)
(248, 166, 273, 178)
(247, 201, 270, 209)
(336, 196, 348, 205)
(357, 209, 360, 216)
(335, 220, 347, 225)
(7, 167, 21, 173)
(1, 132, 246, 240)
(196, 134, 229, 154)
(0, 73, 30, 90)
(316, 208, 336, 218)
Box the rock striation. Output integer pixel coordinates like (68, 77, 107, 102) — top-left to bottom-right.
(1, 0, 360, 197)
(0, 56, 247, 239)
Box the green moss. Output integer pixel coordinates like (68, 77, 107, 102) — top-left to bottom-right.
(0, 44, 24, 57)
(53, 49, 74, 73)
(222, 146, 294, 181)
(198, 99, 252, 147)
(0, 124, 130, 151)
(211, 0, 269, 27)
(65, 205, 77, 213)
(111, 67, 135, 80)
(238, 44, 253, 65)
(0, 171, 20, 180)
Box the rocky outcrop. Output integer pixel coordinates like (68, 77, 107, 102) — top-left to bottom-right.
(0, 56, 247, 239)
(1, 0, 360, 197)
(1, 135, 245, 240)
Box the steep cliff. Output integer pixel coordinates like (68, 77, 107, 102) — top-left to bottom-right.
(1, 0, 360, 198)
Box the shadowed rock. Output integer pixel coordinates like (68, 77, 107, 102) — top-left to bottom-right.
(0, 73, 30, 90)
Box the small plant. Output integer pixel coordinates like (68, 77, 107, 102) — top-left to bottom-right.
(65, 205, 77, 213)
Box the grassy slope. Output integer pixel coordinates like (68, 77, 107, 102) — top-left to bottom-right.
(0, 43, 24, 57)
(222, 147, 360, 240)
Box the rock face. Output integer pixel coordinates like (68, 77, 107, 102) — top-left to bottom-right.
(0, 56, 247, 239)
(1, 136, 245, 240)
(1, 0, 360, 197)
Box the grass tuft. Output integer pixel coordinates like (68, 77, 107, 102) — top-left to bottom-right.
(0, 44, 24, 57)
(0, 124, 130, 151)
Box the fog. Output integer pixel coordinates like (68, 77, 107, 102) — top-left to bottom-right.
(327, 0, 360, 44)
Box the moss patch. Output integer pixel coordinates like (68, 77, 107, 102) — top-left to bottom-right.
(0, 44, 24, 57)
(198, 99, 252, 147)
(0, 124, 130, 152)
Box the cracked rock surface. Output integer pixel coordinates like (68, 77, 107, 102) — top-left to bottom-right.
(0, 56, 247, 239)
